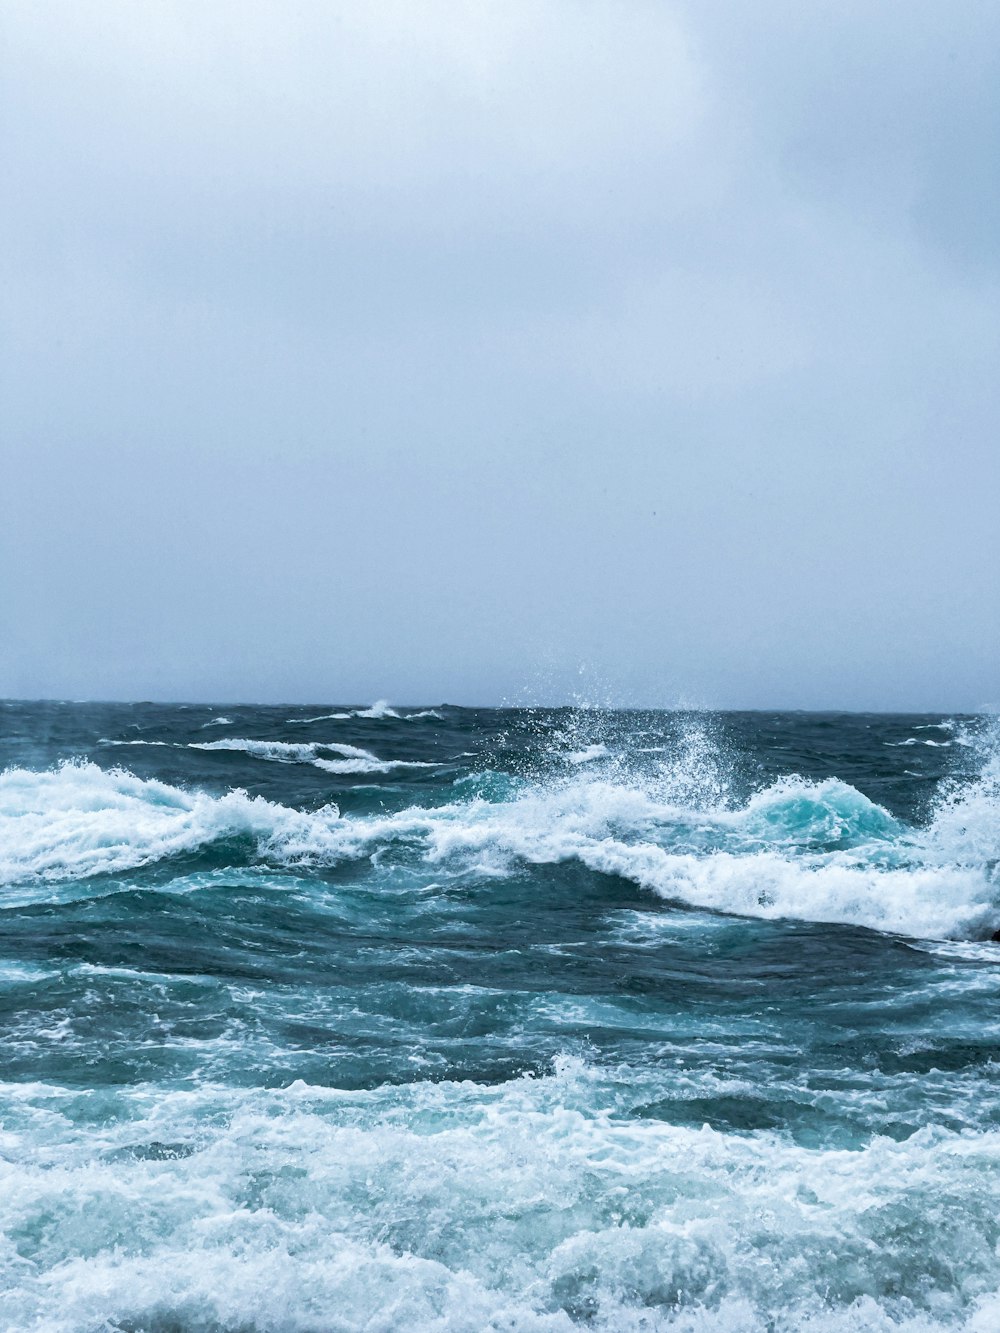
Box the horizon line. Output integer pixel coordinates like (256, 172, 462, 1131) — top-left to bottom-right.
(2, 697, 994, 716)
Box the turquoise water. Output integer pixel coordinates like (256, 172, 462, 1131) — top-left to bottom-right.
(1, 703, 999, 1331)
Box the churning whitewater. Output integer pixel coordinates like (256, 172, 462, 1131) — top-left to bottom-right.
(1, 703, 999, 1332)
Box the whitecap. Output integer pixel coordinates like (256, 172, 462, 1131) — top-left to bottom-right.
(6, 725, 999, 940)
(353, 699, 400, 719)
(289, 703, 401, 722)
(98, 739, 175, 747)
(887, 738, 953, 747)
(289, 713, 354, 723)
(567, 743, 610, 765)
(287, 756, 1000, 939)
(190, 737, 436, 776)
(0, 762, 343, 889)
(191, 738, 328, 763)
(2, 1058, 1000, 1331)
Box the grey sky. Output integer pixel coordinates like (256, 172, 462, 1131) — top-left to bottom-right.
(2, 0, 997, 708)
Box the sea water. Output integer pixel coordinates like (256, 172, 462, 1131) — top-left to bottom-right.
(1, 702, 998, 1331)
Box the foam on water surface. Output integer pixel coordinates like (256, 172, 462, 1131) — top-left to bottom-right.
(2, 1061, 1000, 1331)
(3, 727, 996, 937)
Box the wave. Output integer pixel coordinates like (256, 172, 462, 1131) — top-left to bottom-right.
(292, 712, 354, 723)
(567, 743, 610, 764)
(3, 728, 998, 938)
(289, 700, 403, 723)
(0, 762, 343, 887)
(192, 738, 324, 763)
(888, 720, 974, 748)
(98, 738, 174, 747)
(738, 777, 904, 847)
(888, 738, 956, 748)
(3, 1057, 1000, 1332)
(190, 737, 436, 775)
(315, 772, 997, 939)
(354, 699, 400, 719)
(293, 700, 447, 723)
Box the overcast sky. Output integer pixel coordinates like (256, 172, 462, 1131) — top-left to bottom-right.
(2, 0, 998, 708)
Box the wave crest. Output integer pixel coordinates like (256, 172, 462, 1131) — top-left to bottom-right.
(0, 763, 342, 888)
(3, 723, 998, 938)
(739, 778, 902, 849)
(191, 737, 435, 775)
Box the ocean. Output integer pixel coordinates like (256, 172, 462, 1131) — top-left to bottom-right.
(1, 701, 998, 1332)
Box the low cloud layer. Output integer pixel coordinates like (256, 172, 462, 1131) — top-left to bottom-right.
(2, 0, 997, 707)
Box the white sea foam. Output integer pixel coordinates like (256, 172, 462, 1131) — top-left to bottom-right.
(190, 737, 436, 775)
(98, 738, 175, 747)
(0, 763, 342, 888)
(291, 712, 354, 723)
(578, 843, 994, 939)
(290, 700, 403, 723)
(567, 743, 610, 764)
(3, 729, 998, 938)
(1, 1057, 999, 1331)
(323, 774, 996, 938)
(191, 738, 323, 763)
(354, 699, 400, 718)
(888, 738, 954, 747)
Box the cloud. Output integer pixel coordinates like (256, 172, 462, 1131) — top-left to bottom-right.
(1, 1, 997, 706)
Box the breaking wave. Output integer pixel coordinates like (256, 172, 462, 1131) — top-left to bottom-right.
(0, 763, 342, 888)
(190, 737, 436, 774)
(292, 699, 408, 723)
(3, 1057, 1000, 1333)
(2, 722, 997, 939)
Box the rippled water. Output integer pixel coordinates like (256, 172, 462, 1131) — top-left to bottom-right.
(1, 702, 999, 1331)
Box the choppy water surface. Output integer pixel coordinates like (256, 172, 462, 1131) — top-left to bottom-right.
(1, 702, 999, 1332)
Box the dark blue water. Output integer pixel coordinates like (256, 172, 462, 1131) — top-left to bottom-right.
(1, 702, 999, 1331)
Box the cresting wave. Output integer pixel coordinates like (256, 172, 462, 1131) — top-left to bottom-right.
(100, 735, 437, 773)
(0, 763, 342, 888)
(190, 737, 438, 774)
(290, 700, 443, 723)
(2, 734, 997, 938)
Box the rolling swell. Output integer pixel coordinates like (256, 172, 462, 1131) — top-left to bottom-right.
(1, 704, 999, 1331)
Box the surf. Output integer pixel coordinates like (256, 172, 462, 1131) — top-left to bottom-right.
(3, 717, 997, 940)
